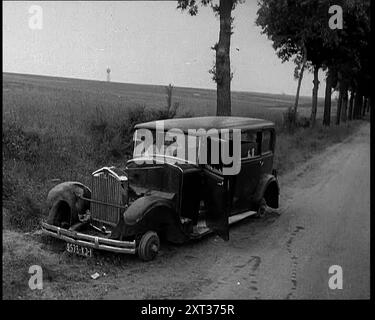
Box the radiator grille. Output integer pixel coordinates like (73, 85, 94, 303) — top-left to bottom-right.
(91, 173, 123, 226)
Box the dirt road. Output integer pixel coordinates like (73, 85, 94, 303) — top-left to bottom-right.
(104, 122, 370, 300)
(3, 123, 370, 300)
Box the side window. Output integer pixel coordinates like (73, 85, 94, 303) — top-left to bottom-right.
(262, 130, 272, 153)
(241, 131, 260, 159)
(204, 136, 224, 174)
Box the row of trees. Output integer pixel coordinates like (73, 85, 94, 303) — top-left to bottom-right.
(256, 0, 371, 127)
(177, 0, 370, 127)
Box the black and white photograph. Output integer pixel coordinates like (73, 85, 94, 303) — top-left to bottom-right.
(2, 0, 371, 304)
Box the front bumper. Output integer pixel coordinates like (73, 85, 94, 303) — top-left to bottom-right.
(41, 222, 136, 254)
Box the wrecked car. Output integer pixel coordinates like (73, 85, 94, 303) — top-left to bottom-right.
(42, 116, 279, 261)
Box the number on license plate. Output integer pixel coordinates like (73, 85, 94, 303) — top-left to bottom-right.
(66, 243, 92, 257)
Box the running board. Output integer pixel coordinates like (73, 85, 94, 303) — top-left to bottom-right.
(192, 210, 257, 237)
(229, 210, 257, 225)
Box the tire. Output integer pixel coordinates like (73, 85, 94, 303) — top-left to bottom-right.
(255, 198, 267, 218)
(137, 231, 160, 261)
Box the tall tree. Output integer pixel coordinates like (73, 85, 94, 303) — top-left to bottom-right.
(178, 0, 240, 116)
(256, 0, 332, 127)
(256, 0, 308, 124)
(330, 0, 371, 123)
(257, 0, 370, 127)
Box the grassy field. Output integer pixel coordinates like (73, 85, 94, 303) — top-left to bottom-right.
(3, 72, 324, 116)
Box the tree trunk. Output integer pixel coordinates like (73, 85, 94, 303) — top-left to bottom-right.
(310, 65, 320, 127)
(286, 49, 307, 131)
(341, 87, 348, 123)
(216, 0, 232, 116)
(336, 81, 344, 125)
(362, 97, 367, 116)
(348, 90, 354, 120)
(323, 70, 332, 126)
(367, 97, 371, 113)
(354, 91, 363, 119)
(292, 49, 307, 115)
(166, 84, 173, 111)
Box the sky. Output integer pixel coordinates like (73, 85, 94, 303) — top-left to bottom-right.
(3, 0, 325, 97)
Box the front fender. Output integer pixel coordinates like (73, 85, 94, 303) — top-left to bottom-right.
(123, 196, 175, 226)
(115, 196, 188, 243)
(46, 181, 91, 226)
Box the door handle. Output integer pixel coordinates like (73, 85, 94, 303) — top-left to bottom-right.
(217, 181, 224, 186)
(259, 160, 264, 166)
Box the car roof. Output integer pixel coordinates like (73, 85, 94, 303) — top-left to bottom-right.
(134, 116, 275, 134)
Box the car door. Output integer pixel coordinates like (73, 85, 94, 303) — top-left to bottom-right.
(203, 167, 229, 240)
(231, 130, 262, 213)
(260, 129, 274, 175)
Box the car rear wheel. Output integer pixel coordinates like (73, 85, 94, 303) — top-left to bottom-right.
(255, 198, 267, 218)
(137, 231, 160, 261)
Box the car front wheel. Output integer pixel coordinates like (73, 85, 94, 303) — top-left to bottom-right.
(137, 231, 160, 261)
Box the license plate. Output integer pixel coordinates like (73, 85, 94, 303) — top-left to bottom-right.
(66, 243, 92, 257)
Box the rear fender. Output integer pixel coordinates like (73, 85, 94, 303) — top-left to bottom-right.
(253, 174, 280, 209)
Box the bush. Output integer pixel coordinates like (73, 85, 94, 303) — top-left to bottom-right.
(3, 173, 42, 231)
(274, 122, 357, 175)
(282, 109, 310, 131)
(3, 122, 41, 162)
(87, 103, 184, 163)
(6, 196, 42, 231)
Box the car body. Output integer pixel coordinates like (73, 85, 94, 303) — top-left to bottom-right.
(42, 116, 279, 260)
